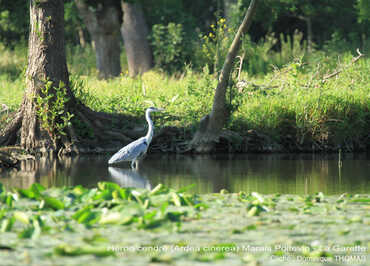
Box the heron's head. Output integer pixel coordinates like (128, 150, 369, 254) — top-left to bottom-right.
(147, 107, 164, 113)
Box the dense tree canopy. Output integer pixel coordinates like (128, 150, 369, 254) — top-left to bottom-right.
(1, 0, 368, 50)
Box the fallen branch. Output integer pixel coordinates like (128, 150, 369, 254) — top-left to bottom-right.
(322, 49, 364, 83)
(236, 53, 245, 82)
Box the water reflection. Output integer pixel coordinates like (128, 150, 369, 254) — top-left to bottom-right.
(1, 155, 110, 189)
(0, 153, 369, 194)
(134, 153, 370, 194)
(108, 167, 151, 189)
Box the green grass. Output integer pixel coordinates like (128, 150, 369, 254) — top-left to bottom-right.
(0, 182, 369, 265)
(0, 44, 26, 113)
(72, 66, 215, 128)
(233, 56, 370, 145)
(0, 44, 369, 149)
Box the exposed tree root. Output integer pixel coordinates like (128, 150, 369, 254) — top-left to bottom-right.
(0, 101, 135, 156)
(188, 114, 222, 153)
(0, 151, 19, 169)
(189, 129, 243, 153)
(0, 109, 23, 147)
(59, 104, 135, 155)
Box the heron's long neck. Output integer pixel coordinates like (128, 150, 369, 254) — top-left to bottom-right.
(145, 111, 154, 143)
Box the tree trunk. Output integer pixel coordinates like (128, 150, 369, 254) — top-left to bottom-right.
(190, 0, 258, 153)
(121, 1, 152, 77)
(75, 0, 121, 79)
(78, 27, 86, 48)
(21, 0, 71, 152)
(297, 15, 313, 52)
(306, 17, 313, 52)
(0, 0, 133, 155)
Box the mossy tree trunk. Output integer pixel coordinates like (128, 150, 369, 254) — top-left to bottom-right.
(0, 0, 132, 155)
(190, 0, 258, 153)
(75, 0, 122, 79)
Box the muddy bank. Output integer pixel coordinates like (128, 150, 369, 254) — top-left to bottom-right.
(0, 126, 369, 160)
(150, 127, 370, 154)
(0, 147, 35, 170)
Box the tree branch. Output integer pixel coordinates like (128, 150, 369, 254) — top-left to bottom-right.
(322, 49, 364, 83)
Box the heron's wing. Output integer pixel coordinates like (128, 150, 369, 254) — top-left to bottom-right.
(108, 137, 148, 164)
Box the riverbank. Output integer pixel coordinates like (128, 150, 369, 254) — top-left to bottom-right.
(1, 46, 369, 153)
(0, 183, 369, 265)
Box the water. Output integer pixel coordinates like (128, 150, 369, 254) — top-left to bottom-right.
(1, 153, 369, 194)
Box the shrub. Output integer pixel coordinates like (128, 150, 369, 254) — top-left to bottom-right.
(150, 23, 185, 72)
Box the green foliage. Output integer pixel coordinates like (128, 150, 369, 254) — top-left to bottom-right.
(0, 181, 200, 240)
(150, 23, 185, 72)
(64, 1, 86, 45)
(232, 52, 370, 146)
(199, 17, 234, 73)
(356, 0, 370, 22)
(0, 43, 27, 81)
(0, 182, 369, 263)
(35, 80, 74, 141)
(1, 38, 369, 149)
(238, 192, 271, 216)
(0, 0, 28, 47)
(240, 31, 307, 75)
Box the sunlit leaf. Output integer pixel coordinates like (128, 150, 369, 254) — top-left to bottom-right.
(5, 194, 13, 207)
(99, 212, 123, 225)
(150, 184, 169, 195)
(18, 227, 35, 239)
(13, 211, 30, 225)
(94, 190, 113, 201)
(43, 196, 65, 210)
(350, 198, 370, 203)
(30, 183, 45, 198)
(73, 185, 87, 196)
(17, 188, 35, 199)
(160, 201, 169, 215)
(171, 192, 182, 207)
(1, 217, 15, 232)
(73, 206, 100, 225)
(177, 184, 195, 193)
(97, 182, 121, 192)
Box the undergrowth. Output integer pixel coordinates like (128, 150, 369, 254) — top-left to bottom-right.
(0, 40, 369, 148)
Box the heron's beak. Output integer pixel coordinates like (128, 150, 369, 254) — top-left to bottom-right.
(157, 108, 165, 112)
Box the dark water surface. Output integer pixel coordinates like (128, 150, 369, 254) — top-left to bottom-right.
(1, 153, 369, 194)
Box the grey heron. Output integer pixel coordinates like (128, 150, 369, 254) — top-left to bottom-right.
(108, 107, 163, 169)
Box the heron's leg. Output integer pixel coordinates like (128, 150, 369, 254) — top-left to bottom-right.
(135, 160, 139, 170)
(131, 160, 135, 169)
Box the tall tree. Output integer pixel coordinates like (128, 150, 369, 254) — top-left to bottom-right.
(0, 0, 132, 154)
(121, 1, 152, 77)
(75, 0, 122, 79)
(190, 0, 258, 152)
